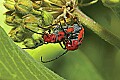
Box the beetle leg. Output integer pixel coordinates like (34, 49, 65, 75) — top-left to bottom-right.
(59, 42, 66, 49)
(41, 50, 68, 63)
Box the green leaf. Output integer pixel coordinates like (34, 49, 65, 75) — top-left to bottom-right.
(0, 26, 65, 80)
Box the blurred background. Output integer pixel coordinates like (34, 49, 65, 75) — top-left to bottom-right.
(0, 0, 120, 80)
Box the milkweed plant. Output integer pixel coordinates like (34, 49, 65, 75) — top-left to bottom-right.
(0, 0, 120, 80)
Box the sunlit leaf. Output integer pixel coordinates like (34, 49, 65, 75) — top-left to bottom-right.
(0, 27, 64, 80)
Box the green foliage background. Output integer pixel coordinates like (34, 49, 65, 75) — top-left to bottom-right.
(0, 0, 120, 80)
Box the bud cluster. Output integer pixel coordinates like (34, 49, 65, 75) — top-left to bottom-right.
(4, 0, 54, 48)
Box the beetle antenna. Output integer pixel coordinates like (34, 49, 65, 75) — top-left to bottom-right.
(25, 27, 44, 35)
(41, 50, 68, 63)
(63, 18, 68, 28)
(59, 20, 67, 36)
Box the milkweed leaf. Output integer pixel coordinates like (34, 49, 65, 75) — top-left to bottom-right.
(0, 27, 65, 80)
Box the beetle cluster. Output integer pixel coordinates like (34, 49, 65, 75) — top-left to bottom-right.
(22, 17, 84, 63)
(4, 0, 98, 63)
(41, 18, 84, 63)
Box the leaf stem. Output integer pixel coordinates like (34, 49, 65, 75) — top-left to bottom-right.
(73, 8, 120, 49)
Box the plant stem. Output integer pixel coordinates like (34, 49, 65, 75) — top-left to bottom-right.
(73, 8, 120, 49)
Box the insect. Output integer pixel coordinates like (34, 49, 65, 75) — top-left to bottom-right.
(22, 17, 84, 63)
(41, 18, 84, 63)
(23, 22, 66, 49)
(42, 23, 66, 43)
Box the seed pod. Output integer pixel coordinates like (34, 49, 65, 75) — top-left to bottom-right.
(4, 0, 15, 11)
(9, 26, 26, 42)
(5, 11, 23, 26)
(23, 38, 36, 48)
(5, 11, 15, 26)
(32, 1, 42, 9)
(41, 10, 54, 26)
(23, 33, 44, 49)
(23, 14, 39, 24)
(22, 14, 40, 31)
(15, 0, 33, 14)
(32, 33, 44, 46)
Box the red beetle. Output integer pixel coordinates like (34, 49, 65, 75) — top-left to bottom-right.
(41, 23, 84, 63)
(65, 24, 84, 50)
(42, 26, 66, 43)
